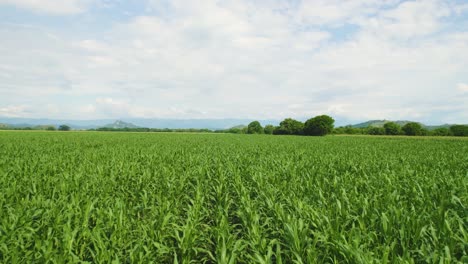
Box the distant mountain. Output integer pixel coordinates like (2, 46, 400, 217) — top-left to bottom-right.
(351, 120, 455, 130)
(0, 117, 114, 129)
(229, 125, 247, 129)
(102, 120, 138, 129)
(123, 118, 279, 130)
(0, 117, 279, 130)
(352, 120, 412, 128)
(0, 117, 463, 131)
(424, 124, 452, 130)
(33, 125, 56, 130)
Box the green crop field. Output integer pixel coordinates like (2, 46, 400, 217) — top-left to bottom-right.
(0, 131, 467, 263)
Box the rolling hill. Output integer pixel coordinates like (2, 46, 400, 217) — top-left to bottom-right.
(350, 120, 453, 130)
(102, 120, 139, 129)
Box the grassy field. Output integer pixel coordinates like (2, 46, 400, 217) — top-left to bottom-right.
(0, 131, 467, 263)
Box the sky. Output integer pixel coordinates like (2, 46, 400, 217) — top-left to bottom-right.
(0, 0, 467, 124)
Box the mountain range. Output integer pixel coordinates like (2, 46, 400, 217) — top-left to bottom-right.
(0, 117, 280, 130)
(351, 120, 453, 130)
(0, 117, 461, 130)
(103, 120, 139, 129)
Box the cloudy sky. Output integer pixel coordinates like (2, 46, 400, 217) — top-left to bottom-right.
(0, 0, 467, 124)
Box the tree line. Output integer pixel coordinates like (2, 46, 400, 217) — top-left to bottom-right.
(2, 118, 467, 137)
(228, 115, 336, 136)
(0, 124, 71, 131)
(333, 122, 468, 137)
(219, 119, 468, 137)
(91, 115, 335, 136)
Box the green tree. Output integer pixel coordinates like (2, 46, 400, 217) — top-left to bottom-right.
(263, 125, 274, 135)
(431, 127, 450, 136)
(227, 128, 242, 134)
(46, 126, 56, 131)
(449, 125, 468, 136)
(304, 115, 335, 136)
(247, 121, 263, 134)
(402, 122, 423, 136)
(383, 122, 401, 135)
(58, 125, 71, 131)
(367, 126, 385, 135)
(332, 127, 345, 134)
(344, 126, 364, 135)
(273, 118, 304, 135)
(333, 126, 365, 135)
(272, 126, 287, 135)
(420, 128, 429, 136)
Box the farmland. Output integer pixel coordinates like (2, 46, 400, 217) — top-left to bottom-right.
(0, 132, 467, 263)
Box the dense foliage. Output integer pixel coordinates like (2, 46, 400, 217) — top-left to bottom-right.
(450, 125, 468, 137)
(303, 115, 335, 136)
(383, 122, 402, 135)
(247, 121, 264, 134)
(273, 118, 304, 135)
(0, 132, 466, 263)
(3, 117, 466, 138)
(402, 122, 423, 136)
(367, 126, 385, 135)
(263, 125, 274, 135)
(432, 127, 450, 136)
(58, 125, 71, 131)
(333, 124, 467, 137)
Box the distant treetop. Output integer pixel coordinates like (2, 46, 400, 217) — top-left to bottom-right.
(58, 125, 71, 131)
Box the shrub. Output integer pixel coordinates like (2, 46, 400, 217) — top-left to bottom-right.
(304, 115, 335, 136)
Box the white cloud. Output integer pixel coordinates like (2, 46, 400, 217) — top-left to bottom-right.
(453, 3, 468, 15)
(83, 98, 209, 119)
(0, 0, 94, 14)
(0, 105, 30, 117)
(357, 0, 452, 39)
(0, 0, 468, 124)
(457, 83, 468, 93)
(297, 0, 400, 26)
(76, 39, 109, 52)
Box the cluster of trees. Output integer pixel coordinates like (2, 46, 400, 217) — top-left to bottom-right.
(3, 119, 467, 137)
(449, 125, 468, 136)
(229, 115, 336, 136)
(334, 122, 468, 137)
(0, 124, 71, 131)
(58, 125, 71, 131)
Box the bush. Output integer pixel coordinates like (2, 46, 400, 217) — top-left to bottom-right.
(247, 121, 263, 134)
(384, 122, 401, 135)
(367, 127, 385, 135)
(264, 125, 274, 135)
(304, 115, 335, 136)
(431, 127, 450, 136)
(273, 118, 304, 135)
(402, 122, 423, 136)
(58, 125, 71, 131)
(450, 125, 468, 137)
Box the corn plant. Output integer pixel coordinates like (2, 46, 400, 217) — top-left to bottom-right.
(0, 131, 466, 263)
